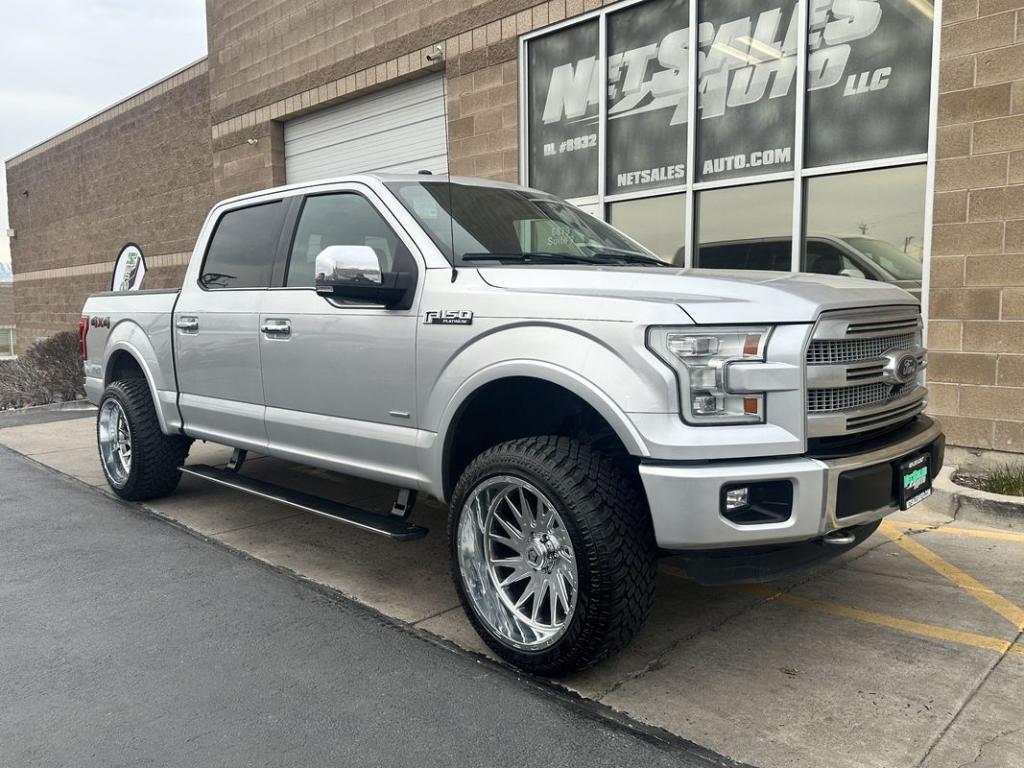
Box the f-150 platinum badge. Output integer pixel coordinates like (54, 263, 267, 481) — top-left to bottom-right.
(425, 310, 473, 325)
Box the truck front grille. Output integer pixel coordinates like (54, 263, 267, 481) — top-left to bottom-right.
(807, 382, 915, 412)
(805, 306, 927, 438)
(806, 333, 916, 365)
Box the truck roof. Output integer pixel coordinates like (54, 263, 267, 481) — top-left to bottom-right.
(216, 173, 528, 208)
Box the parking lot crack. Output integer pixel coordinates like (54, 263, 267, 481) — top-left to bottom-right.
(953, 725, 1022, 768)
(914, 629, 1023, 768)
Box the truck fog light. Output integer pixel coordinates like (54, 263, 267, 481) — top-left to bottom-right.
(720, 480, 794, 525)
(724, 487, 749, 511)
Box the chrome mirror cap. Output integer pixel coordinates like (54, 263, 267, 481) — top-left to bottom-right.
(315, 245, 383, 290)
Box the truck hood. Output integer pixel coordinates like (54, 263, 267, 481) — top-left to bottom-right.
(477, 266, 919, 324)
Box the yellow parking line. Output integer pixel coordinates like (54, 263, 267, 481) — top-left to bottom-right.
(879, 522, 1024, 631)
(740, 584, 1024, 658)
(660, 565, 1024, 659)
(886, 522, 1024, 545)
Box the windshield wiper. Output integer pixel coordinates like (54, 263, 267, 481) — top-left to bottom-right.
(585, 249, 668, 267)
(460, 252, 597, 265)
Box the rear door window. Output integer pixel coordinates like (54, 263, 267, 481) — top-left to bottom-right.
(200, 201, 286, 290)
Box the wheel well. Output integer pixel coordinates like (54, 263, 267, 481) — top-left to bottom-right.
(106, 351, 146, 386)
(442, 377, 635, 501)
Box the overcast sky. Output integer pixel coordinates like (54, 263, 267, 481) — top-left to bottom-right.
(0, 0, 207, 269)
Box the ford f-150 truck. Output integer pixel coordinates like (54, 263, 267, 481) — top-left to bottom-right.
(81, 174, 944, 675)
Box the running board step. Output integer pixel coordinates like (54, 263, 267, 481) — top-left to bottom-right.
(180, 464, 428, 541)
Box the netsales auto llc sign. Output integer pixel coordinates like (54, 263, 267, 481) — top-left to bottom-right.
(527, 0, 932, 195)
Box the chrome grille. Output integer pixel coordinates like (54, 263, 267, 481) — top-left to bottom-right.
(806, 333, 916, 365)
(807, 382, 914, 412)
(806, 306, 926, 437)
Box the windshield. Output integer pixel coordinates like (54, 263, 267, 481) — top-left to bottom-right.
(841, 237, 923, 281)
(386, 181, 664, 266)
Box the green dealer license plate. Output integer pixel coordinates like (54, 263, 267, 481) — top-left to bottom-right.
(898, 453, 932, 510)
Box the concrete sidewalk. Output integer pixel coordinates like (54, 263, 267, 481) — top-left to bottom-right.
(2, 411, 1022, 768)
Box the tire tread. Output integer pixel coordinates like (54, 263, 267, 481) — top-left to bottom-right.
(98, 379, 191, 501)
(449, 436, 656, 675)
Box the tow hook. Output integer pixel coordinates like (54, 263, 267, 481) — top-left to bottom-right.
(822, 529, 857, 546)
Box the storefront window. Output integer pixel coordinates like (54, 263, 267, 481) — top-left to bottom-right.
(527, 21, 600, 199)
(805, 0, 933, 167)
(696, 181, 793, 269)
(521, 0, 937, 277)
(696, 0, 797, 182)
(803, 165, 926, 282)
(606, 0, 689, 195)
(608, 193, 687, 263)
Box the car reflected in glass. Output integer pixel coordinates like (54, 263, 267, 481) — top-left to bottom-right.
(694, 234, 923, 300)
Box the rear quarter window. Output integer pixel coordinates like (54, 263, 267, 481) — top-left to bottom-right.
(200, 201, 286, 289)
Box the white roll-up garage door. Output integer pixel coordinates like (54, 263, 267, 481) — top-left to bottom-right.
(284, 75, 448, 183)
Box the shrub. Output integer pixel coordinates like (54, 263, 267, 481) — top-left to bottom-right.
(979, 465, 1024, 497)
(0, 332, 85, 409)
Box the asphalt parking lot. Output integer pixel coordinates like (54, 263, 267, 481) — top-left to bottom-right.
(2, 408, 1022, 768)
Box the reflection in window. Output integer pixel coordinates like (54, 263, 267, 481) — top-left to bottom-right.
(696, 0, 797, 182)
(803, 165, 926, 284)
(806, 0, 933, 167)
(696, 181, 793, 270)
(607, 194, 686, 263)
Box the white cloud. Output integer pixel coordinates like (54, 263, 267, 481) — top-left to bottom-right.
(1, 0, 207, 265)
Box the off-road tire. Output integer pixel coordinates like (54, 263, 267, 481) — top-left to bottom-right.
(449, 436, 657, 676)
(98, 379, 192, 501)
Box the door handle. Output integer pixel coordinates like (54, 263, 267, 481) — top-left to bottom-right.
(176, 317, 199, 333)
(261, 319, 291, 337)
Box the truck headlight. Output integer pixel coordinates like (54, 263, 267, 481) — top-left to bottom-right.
(647, 326, 771, 425)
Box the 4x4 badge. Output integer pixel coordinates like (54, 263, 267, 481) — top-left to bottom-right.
(425, 310, 473, 325)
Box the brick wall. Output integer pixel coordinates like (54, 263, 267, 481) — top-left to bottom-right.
(928, 0, 1024, 452)
(4, 62, 214, 352)
(205, 0, 603, 197)
(0, 282, 13, 326)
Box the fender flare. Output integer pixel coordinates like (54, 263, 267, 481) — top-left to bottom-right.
(430, 359, 650, 500)
(103, 322, 174, 434)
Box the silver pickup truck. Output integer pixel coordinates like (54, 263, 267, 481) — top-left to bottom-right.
(81, 174, 944, 674)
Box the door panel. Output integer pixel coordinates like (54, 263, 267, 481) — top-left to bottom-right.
(173, 198, 289, 449)
(258, 188, 422, 484)
(174, 291, 268, 449)
(259, 294, 422, 483)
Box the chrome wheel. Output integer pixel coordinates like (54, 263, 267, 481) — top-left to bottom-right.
(456, 475, 578, 651)
(98, 398, 132, 487)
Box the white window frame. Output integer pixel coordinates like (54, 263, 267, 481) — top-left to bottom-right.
(517, 0, 943, 331)
(0, 326, 15, 359)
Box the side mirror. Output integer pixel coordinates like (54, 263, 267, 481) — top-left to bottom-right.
(314, 245, 415, 309)
(839, 267, 866, 279)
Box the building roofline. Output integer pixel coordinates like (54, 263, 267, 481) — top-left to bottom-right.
(6, 56, 209, 167)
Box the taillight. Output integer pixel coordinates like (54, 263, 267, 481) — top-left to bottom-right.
(79, 316, 89, 361)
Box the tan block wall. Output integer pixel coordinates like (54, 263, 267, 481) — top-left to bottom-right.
(929, 0, 1024, 451)
(0, 283, 13, 328)
(205, 0, 606, 198)
(5, 65, 214, 351)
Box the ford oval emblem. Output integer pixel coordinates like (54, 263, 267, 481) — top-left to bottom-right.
(896, 353, 918, 383)
(881, 349, 920, 385)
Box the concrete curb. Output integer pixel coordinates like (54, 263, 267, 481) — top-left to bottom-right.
(1, 399, 93, 413)
(930, 466, 1023, 530)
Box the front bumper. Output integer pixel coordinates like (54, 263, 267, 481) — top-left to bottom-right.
(639, 416, 944, 551)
